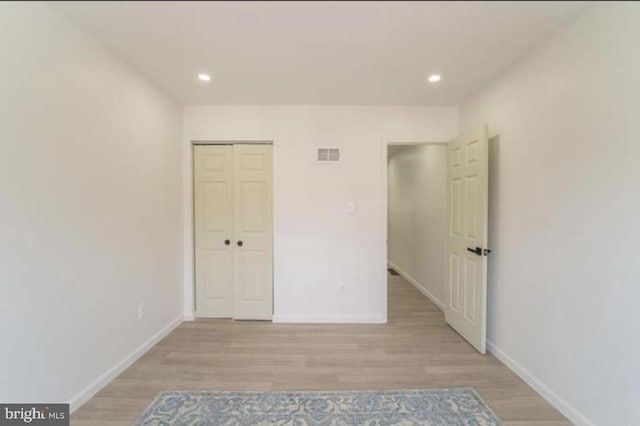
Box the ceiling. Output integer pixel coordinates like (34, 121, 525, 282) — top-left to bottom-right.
(54, 1, 588, 106)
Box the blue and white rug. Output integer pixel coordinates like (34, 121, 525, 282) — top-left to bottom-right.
(136, 388, 501, 425)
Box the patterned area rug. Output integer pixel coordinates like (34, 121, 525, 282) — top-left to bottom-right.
(136, 388, 501, 425)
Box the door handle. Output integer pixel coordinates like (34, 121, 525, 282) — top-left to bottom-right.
(224, 239, 230, 246)
(467, 247, 491, 256)
(237, 240, 243, 247)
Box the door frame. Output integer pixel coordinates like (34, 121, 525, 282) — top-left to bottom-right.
(380, 139, 448, 320)
(382, 132, 497, 351)
(186, 140, 274, 320)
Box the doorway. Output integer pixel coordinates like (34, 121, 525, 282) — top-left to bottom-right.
(386, 143, 448, 310)
(384, 127, 491, 354)
(193, 143, 273, 320)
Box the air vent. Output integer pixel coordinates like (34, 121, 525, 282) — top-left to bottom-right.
(317, 148, 340, 162)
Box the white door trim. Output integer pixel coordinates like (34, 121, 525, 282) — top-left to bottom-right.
(184, 139, 275, 320)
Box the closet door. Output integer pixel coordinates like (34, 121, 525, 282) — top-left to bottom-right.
(232, 144, 273, 320)
(194, 145, 234, 318)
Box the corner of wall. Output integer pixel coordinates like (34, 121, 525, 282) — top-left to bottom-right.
(69, 314, 183, 413)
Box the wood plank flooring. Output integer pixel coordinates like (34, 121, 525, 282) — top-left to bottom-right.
(72, 273, 569, 425)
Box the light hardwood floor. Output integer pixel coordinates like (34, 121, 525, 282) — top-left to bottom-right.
(72, 273, 569, 425)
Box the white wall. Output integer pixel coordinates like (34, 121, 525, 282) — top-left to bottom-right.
(183, 106, 458, 322)
(387, 145, 447, 306)
(461, 3, 640, 425)
(0, 3, 183, 409)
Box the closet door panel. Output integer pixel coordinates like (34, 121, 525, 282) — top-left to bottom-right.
(194, 145, 234, 318)
(232, 144, 273, 320)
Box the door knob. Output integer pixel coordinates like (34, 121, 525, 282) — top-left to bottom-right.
(467, 246, 491, 256)
(224, 239, 230, 246)
(237, 241, 244, 247)
(467, 247, 482, 256)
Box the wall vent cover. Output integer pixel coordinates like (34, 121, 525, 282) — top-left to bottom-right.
(317, 148, 340, 162)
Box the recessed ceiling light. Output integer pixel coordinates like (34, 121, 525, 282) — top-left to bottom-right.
(427, 74, 441, 83)
(197, 73, 211, 82)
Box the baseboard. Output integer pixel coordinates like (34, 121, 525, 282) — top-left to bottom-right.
(388, 261, 445, 311)
(183, 311, 195, 321)
(487, 340, 595, 426)
(68, 314, 184, 413)
(273, 314, 386, 324)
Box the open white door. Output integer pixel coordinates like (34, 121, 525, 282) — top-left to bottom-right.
(445, 126, 489, 354)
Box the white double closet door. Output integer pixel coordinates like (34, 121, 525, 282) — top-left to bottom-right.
(194, 144, 273, 320)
